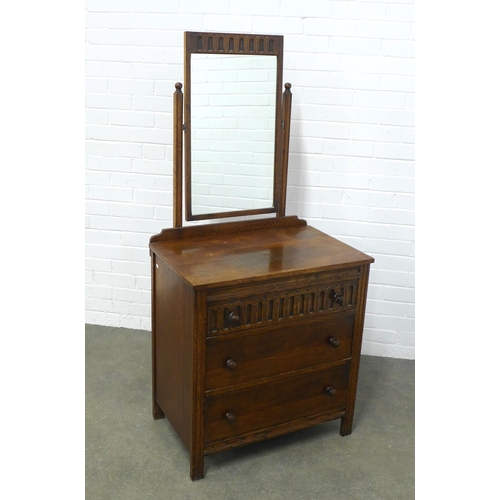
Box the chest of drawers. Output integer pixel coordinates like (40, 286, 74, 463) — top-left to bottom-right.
(150, 216, 373, 480)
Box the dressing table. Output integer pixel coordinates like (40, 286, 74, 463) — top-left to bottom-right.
(149, 32, 374, 480)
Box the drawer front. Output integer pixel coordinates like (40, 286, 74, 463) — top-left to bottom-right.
(207, 271, 359, 337)
(206, 314, 354, 391)
(205, 364, 350, 445)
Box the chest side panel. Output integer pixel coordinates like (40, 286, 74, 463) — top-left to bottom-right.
(153, 255, 195, 450)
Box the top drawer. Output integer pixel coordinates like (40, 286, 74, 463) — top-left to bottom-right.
(207, 268, 359, 336)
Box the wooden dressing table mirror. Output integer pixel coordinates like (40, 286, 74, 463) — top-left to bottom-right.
(149, 31, 374, 480)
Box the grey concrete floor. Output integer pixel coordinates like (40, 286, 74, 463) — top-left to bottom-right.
(86, 324, 414, 500)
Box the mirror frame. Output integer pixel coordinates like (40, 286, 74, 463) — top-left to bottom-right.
(183, 31, 286, 222)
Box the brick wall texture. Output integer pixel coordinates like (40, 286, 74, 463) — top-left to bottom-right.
(85, 0, 415, 359)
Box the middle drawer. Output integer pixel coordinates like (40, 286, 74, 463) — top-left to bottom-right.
(205, 313, 354, 391)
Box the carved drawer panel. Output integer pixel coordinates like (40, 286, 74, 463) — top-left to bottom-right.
(207, 278, 358, 336)
(205, 314, 354, 391)
(204, 363, 350, 445)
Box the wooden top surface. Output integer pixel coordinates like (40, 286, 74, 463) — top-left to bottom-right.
(150, 217, 373, 289)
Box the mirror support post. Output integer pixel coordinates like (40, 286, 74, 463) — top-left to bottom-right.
(278, 83, 292, 217)
(173, 82, 184, 228)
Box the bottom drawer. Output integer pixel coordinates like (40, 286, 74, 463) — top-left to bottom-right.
(205, 363, 350, 445)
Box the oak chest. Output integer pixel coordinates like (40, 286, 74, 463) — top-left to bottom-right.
(150, 216, 373, 479)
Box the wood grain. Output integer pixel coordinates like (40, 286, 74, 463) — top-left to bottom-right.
(152, 258, 195, 450)
(204, 364, 350, 445)
(151, 219, 373, 289)
(341, 263, 371, 437)
(205, 314, 355, 391)
(278, 83, 292, 217)
(173, 83, 183, 228)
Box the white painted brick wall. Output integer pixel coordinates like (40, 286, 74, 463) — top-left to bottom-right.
(85, 0, 415, 359)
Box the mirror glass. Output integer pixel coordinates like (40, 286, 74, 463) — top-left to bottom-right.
(190, 54, 277, 216)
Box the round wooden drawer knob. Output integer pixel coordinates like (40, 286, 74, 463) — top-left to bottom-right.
(225, 412, 236, 424)
(225, 358, 238, 370)
(327, 337, 341, 348)
(325, 386, 336, 397)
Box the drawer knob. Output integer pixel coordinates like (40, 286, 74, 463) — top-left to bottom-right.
(325, 386, 336, 397)
(225, 412, 236, 424)
(327, 337, 341, 348)
(225, 358, 238, 370)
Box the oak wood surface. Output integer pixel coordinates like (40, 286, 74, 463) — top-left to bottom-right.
(205, 313, 354, 391)
(206, 278, 358, 336)
(204, 363, 350, 445)
(152, 258, 195, 450)
(150, 253, 164, 420)
(206, 266, 360, 301)
(190, 289, 208, 480)
(341, 263, 371, 437)
(150, 218, 373, 480)
(204, 407, 346, 455)
(277, 83, 292, 216)
(150, 219, 373, 289)
(173, 83, 183, 228)
(150, 215, 305, 244)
